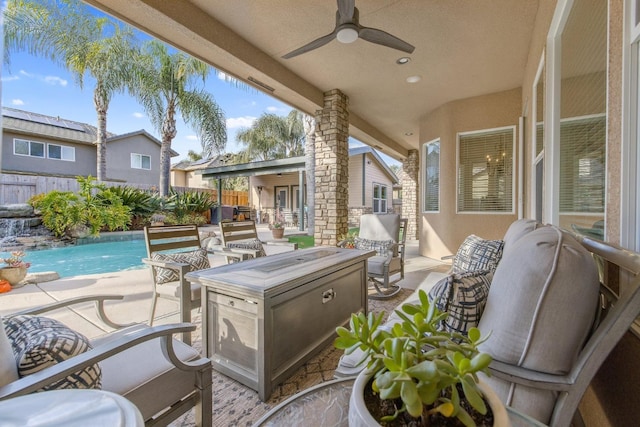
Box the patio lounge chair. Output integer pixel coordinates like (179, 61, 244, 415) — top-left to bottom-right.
(215, 220, 298, 264)
(0, 295, 212, 427)
(341, 214, 407, 299)
(143, 225, 208, 344)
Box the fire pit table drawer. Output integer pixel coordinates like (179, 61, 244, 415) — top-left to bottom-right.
(208, 292, 258, 314)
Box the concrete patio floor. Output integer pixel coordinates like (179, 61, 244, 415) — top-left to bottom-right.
(0, 224, 448, 340)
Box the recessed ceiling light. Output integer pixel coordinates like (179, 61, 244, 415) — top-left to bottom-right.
(406, 75, 421, 83)
(396, 57, 411, 65)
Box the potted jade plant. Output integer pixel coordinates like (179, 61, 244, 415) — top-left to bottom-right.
(0, 251, 31, 286)
(335, 289, 509, 427)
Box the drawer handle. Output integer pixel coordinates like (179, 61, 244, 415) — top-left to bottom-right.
(322, 289, 336, 304)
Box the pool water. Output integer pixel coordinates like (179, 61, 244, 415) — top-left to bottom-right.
(1, 239, 148, 278)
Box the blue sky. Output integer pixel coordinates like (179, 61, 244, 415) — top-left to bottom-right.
(0, 3, 398, 167)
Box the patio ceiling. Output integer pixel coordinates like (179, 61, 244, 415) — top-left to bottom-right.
(85, 0, 539, 161)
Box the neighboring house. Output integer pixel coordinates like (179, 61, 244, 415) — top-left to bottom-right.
(189, 146, 399, 227)
(1, 107, 177, 190)
(171, 153, 235, 189)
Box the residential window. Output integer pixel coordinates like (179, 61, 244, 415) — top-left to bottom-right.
(457, 127, 515, 213)
(14, 139, 45, 158)
(48, 143, 75, 161)
(373, 183, 388, 213)
(131, 153, 151, 170)
(423, 139, 440, 212)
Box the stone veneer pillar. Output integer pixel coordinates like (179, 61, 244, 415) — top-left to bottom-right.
(314, 89, 349, 246)
(402, 149, 419, 240)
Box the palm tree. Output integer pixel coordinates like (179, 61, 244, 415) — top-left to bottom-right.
(4, 0, 139, 182)
(132, 40, 226, 196)
(236, 110, 306, 161)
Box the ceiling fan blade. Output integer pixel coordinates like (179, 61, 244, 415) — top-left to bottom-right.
(337, 0, 355, 21)
(282, 32, 336, 59)
(359, 27, 415, 54)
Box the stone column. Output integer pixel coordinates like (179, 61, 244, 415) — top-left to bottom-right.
(402, 149, 419, 240)
(314, 89, 349, 246)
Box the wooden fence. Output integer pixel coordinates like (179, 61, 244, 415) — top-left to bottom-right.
(0, 173, 248, 206)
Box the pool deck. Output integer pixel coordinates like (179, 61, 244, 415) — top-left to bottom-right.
(0, 224, 447, 340)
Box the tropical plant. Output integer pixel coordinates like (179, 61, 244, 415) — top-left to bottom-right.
(335, 290, 493, 426)
(236, 110, 306, 162)
(30, 176, 131, 237)
(130, 40, 227, 196)
(4, 0, 139, 182)
(166, 189, 215, 225)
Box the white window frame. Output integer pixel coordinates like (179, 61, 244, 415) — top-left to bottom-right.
(456, 125, 516, 214)
(13, 138, 45, 158)
(47, 143, 75, 161)
(531, 54, 546, 221)
(621, 0, 640, 250)
(373, 183, 388, 214)
(422, 138, 440, 213)
(131, 153, 151, 170)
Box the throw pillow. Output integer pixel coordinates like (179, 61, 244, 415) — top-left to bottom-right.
(354, 237, 396, 256)
(452, 235, 504, 274)
(227, 238, 267, 260)
(4, 315, 101, 390)
(427, 269, 493, 335)
(151, 248, 210, 284)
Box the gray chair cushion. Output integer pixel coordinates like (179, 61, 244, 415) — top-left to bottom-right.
(367, 256, 401, 275)
(4, 315, 101, 390)
(358, 214, 400, 242)
(0, 318, 19, 387)
(151, 248, 210, 284)
(502, 218, 542, 254)
(478, 226, 600, 423)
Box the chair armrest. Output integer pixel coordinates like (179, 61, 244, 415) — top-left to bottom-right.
(8, 295, 134, 330)
(207, 247, 250, 261)
(441, 254, 455, 261)
(0, 323, 209, 400)
(488, 359, 574, 392)
(142, 258, 190, 273)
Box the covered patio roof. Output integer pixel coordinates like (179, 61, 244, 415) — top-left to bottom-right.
(198, 157, 305, 180)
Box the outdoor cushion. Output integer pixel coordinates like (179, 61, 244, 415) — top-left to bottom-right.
(227, 238, 267, 259)
(428, 269, 493, 335)
(452, 235, 504, 274)
(502, 218, 542, 254)
(4, 315, 101, 390)
(151, 248, 210, 284)
(477, 225, 600, 423)
(354, 237, 396, 257)
(0, 318, 19, 387)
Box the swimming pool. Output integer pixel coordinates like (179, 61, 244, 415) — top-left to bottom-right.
(1, 239, 148, 278)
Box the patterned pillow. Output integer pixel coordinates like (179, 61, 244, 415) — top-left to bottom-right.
(452, 235, 504, 274)
(4, 315, 101, 390)
(354, 237, 396, 256)
(151, 248, 210, 284)
(227, 238, 267, 260)
(427, 270, 493, 335)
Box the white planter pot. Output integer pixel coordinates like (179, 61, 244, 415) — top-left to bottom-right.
(348, 370, 511, 427)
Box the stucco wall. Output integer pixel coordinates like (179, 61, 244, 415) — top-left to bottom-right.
(107, 134, 161, 186)
(2, 131, 97, 177)
(418, 88, 522, 259)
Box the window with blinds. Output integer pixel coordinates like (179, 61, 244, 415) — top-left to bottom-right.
(457, 127, 514, 213)
(558, 0, 607, 231)
(423, 140, 440, 212)
(560, 116, 606, 214)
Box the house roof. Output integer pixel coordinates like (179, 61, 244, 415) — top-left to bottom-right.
(172, 153, 234, 171)
(196, 147, 397, 183)
(2, 107, 177, 155)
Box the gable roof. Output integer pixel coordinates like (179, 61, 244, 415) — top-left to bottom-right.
(2, 107, 176, 155)
(193, 147, 398, 183)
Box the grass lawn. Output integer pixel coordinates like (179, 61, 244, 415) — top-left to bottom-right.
(287, 228, 359, 249)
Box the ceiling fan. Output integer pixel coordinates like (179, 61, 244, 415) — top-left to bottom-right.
(282, 0, 415, 59)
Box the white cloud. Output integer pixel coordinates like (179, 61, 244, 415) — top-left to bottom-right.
(44, 76, 67, 86)
(186, 135, 198, 141)
(1, 75, 19, 82)
(11, 99, 24, 105)
(19, 70, 34, 78)
(132, 112, 145, 119)
(266, 106, 282, 113)
(226, 116, 256, 129)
